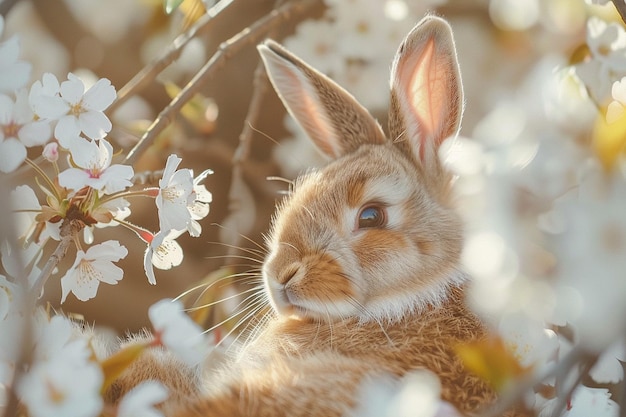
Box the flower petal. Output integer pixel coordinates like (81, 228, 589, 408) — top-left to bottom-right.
(83, 78, 116, 112)
(80, 110, 112, 140)
(60, 73, 85, 104)
(0, 137, 26, 173)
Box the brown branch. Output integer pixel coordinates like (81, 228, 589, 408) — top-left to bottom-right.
(122, 0, 323, 166)
(108, 0, 236, 113)
(32, 220, 79, 298)
(613, 0, 626, 25)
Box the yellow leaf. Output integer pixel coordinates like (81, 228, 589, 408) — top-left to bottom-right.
(592, 108, 626, 171)
(100, 342, 150, 392)
(455, 337, 529, 391)
(179, 0, 206, 28)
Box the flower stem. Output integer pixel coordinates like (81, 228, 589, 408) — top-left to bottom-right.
(24, 158, 62, 202)
(97, 187, 159, 206)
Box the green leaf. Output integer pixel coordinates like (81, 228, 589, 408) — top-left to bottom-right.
(164, 0, 184, 14)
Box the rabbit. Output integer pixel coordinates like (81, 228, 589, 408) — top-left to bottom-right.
(106, 15, 522, 417)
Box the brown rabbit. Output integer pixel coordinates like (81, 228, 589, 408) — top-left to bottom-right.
(108, 15, 508, 417)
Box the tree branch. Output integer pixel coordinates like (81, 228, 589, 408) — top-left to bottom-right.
(122, 0, 322, 166)
(108, 0, 236, 113)
(613, 0, 626, 25)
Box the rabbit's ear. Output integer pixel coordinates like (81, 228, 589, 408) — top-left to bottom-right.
(389, 16, 463, 166)
(258, 40, 386, 160)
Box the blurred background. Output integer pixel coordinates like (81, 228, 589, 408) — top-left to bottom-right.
(0, 0, 602, 333)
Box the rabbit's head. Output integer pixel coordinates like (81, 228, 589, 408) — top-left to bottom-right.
(258, 16, 465, 323)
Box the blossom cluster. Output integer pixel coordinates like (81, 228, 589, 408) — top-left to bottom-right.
(280, 0, 626, 416)
(443, 2, 626, 416)
(0, 10, 214, 417)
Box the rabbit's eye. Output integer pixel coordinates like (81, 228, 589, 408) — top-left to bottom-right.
(357, 205, 387, 229)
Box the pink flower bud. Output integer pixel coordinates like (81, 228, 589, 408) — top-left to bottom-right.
(42, 142, 59, 162)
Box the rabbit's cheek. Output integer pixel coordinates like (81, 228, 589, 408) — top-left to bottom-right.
(353, 229, 409, 267)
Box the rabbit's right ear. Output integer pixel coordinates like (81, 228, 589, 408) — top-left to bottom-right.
(389, 16, 464, 168)
(258, 40, 386, 160)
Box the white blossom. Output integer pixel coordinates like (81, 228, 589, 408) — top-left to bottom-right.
(58, 138, 134, 194)
(575, 17, 626, 103)
(0, 16, 31, 93)
(156, 154, 211, 237)
(17, 354, 103, 417)
(29, 72, 116, 142)
(148, 298, 207, 367)
(60, 240, 128, 303)
(117, 381, 168, 417)
(0, 88, 50, 172)
(143, 229, 184, 285)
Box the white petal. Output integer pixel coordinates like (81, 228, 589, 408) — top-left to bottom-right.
(80, 110, 112, 140)
(101, 164, 134, 194)
(118, 381, 168, 417)
(0, 94, 13, 124)
(0, 137, 26, 173)
(55, 115, 81, 145)
(160, 154, 182, 187)
(0, 36, 19, 65)
(151, 236, 183, 270)
(58, 168, 91, 190)
(68, 137, 99, 169)
(144, 246, 157, 285)
(86, 240, 128, 262)
(19, 120, 52, 147)
(60, 73, 85, 104)
(83, 78, 116, 112)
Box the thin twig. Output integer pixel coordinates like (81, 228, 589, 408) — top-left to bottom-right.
(223, 43, 272, 258)
(612, 0, 626, 25)
(32, 220, 78, 298)
(108, 0, 236, 113)
(122, 0, 323, 166)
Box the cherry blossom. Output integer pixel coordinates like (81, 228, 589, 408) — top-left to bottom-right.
(142, 229, 184, 285)
(187, 169, 213, 237)
(58, 138, 134, 194)
(537, 386, 619, 417)
(156, 154, 194, 233)
(156, 154, 212, 237)
(60, 240, 128, 303)
(498, 313, 559, 369)
(117, 381, 168, 417)
(17, 353, 103, 417)
(354, 370, 461, 417)
(42, 141, 59, 162)
(148, 298, 208, 367)
(0, 16, 31, 93)
(575, 17, 626, 103)
(0, 88, 51, 172)
(550, 172, 626, 351)
(28, 72, 116, 142)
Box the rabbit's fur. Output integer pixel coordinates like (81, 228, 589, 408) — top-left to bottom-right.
(107, 16, 515, 417)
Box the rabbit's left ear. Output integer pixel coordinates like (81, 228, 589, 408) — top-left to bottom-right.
(389, 16, 464, 166)
(258, 40, 386, 160)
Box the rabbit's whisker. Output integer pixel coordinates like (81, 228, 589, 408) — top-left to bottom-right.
(211, 223, 268, 253)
